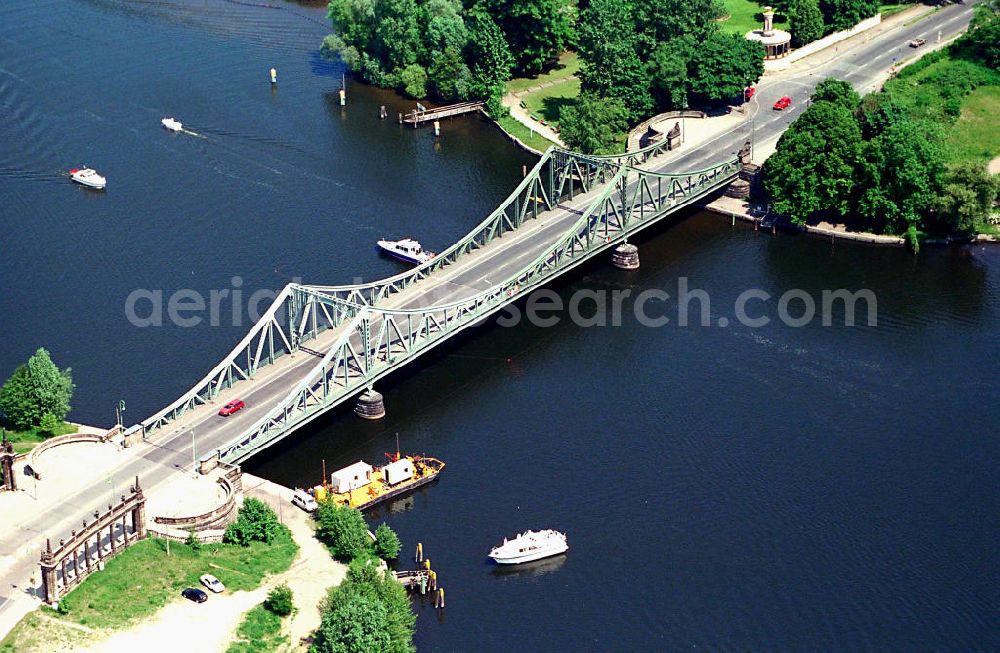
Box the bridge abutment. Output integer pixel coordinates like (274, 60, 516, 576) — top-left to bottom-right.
(611, 243, 640, 270)
(355, 388, 386, 420)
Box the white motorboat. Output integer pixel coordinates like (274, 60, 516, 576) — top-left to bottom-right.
(161, 117, 183, 132)
(489, 529, 568, 565)
(377, 238, 436, 265)
(69, 167, 106, 190)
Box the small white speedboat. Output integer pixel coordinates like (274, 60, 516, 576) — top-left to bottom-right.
(69, 167, 106, 189)
(489, 529, 568, 565)
(161, 117, 183, 132)
(377, 238, 436, 265)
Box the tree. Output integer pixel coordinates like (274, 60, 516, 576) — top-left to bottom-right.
(423, 0, 468, 53)
(0, 348, 74, 431)
(224, 497, 283, 546)
(687, 32, 765, 104)
(314, 561, 416, 653)
(476, 0, 573, 76)
(934, 162, 999, 235)
(577, 0, 653, 119)
(790, 0, 824, 47)
(428, 46, 473, 101)
(313, 594, 392, 653)
(819, 0, 878, 34)
(316, 502, 372, 561)
(955, 0, 1000, 68)
(648, 43, 689, 111)
(558, 93, 629, 154)
(810, 78, 860, 111)
(466, 12, 514, 104)
(374, 523, 401, 560)
(397, 63, 428, 98)
(859, 92, 907, 138)
(764, 101, 863, 224)
(857, 119, 946, 235)
(265, 583, 294, 617)
(633, 0, 724, 54)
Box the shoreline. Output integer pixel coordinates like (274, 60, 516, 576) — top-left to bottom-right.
(699, 194, 1000, 247)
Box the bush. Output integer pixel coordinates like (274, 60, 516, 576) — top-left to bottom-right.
(558, 92, 629, 154)
(186, 529, 201, 552)
(264, 583, 293, 617)
(314, 564, 415, 653)
(315, 502, 371, 561)
(38, 413, 61, 436)
(374, 523, 401, 561)
(224, 498, 283, 547)
(398, 64, 428, 99)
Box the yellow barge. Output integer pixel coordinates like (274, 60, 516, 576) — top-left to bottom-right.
(319, 454, 445, 511)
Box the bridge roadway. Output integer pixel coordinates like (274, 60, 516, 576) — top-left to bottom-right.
(0, 0, 978, 631)
(156, 0, 984, 462)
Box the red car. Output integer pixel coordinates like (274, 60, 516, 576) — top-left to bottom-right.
(218, 399, 245, 416)
(744, 86, 756, 101)
(773, 96, 792, 110)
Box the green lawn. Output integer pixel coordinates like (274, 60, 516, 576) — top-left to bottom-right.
(493, 114, 560, 152)
(506, 52, 580, 95)
(522, 77, 581, 126)
(883, 54, 1000, 165)
(718, 0, 788, 35)
(3, 421, 75, 455)
(947, 86, 1000, 164)
(227, 603, 289, 653)
(48, 534, 296, 630)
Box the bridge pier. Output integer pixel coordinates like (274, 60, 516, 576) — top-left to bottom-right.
(611, 243, 640, 270)
(354, 388, 386, 420)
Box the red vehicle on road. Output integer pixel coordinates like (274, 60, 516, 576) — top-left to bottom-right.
(744, 86, 756, 101)
(773, 96, 792, 110)
(218, 399, 245, 416)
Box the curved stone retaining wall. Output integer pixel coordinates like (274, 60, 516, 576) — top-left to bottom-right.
(29, 433, 110, 480)
(153, 465, 242, 532)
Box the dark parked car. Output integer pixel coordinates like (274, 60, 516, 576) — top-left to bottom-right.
(182, 587, 208, 603)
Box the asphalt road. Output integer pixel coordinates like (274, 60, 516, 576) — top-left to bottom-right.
(0, 1, 978, 630)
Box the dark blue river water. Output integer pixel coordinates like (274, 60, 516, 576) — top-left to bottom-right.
(1, 1, 998, 651)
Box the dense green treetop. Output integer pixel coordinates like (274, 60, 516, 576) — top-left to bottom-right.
(857, 120, 947, 235)
(477, 0, 574, 76)
(811, 78, 861, 111)
(558, 92, 630, 154)
(790, 0, 824, 48)
(313, 560, 416, 653)
(819, 0, 878, 34)
(316, 502, 372, 561)
(764, 100, 863, 224)
(0, 348, 74, 431)
(687, 32, 764, 104)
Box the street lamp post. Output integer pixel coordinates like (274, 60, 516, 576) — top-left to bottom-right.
(191, 428, 197, 478)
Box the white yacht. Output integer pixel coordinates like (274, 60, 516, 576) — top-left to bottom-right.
(161, 117, 183, 132)
(489, 529, 568, 565)
(69, 167, 106, 189)
(377, 238, 435, 265)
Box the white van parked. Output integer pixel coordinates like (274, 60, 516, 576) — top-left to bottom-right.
(291, 490, 318, 512)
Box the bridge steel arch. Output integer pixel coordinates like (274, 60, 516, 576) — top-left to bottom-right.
(141, 140, 743, 463)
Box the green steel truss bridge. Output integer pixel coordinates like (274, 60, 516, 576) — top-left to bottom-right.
(140, 140, 745, 464)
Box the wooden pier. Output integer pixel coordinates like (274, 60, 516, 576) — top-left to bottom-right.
(402, 101, 484, 125)
(393, 569, 430, 591)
